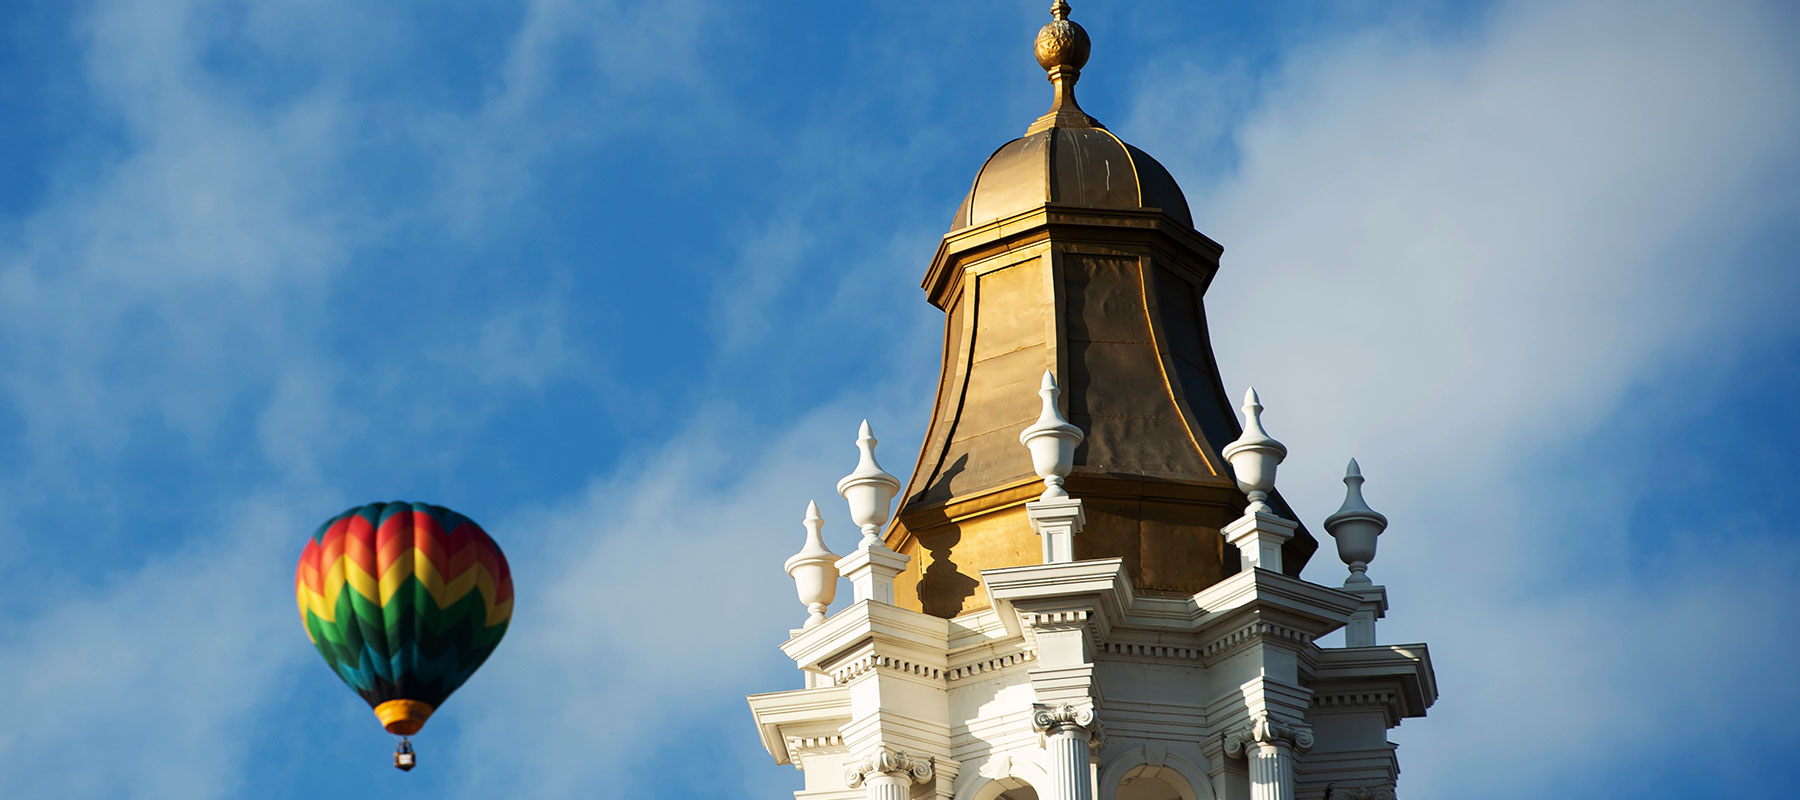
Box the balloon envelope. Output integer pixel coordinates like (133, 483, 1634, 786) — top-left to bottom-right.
(295, 501, 513, 734)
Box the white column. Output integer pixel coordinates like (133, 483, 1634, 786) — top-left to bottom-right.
(845, 747, 933, 800)
(1246, 741, 1291, 800)
(1225, 714, 1312, 800)
(862, 773, 911, 800)
(1033, 703, 1100, 800)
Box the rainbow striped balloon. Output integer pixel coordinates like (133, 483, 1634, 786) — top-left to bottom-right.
(295, 501, 513, 735)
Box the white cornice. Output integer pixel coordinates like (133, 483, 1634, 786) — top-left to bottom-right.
(1193, 569, 1363, 625)
(781, 599, 953, 675)
(984, 558, 1135, 639)
(1307, 643, 1438, 720)
(746, 685, 852, 765)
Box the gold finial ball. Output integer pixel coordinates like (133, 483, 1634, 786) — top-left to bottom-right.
(1035, 1, 1091, 72)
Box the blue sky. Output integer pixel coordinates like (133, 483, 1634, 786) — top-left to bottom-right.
(1, 0, 1797, 798)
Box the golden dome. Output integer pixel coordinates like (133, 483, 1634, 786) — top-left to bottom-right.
(949, 127, 1194, 231)
(949, 1, 1194, 232)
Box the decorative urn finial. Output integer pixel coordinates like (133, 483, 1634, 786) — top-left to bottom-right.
(1036, 1, 1090, 71)
(784, 500, 840, 628)
(1028, 0, 1100, 133)
(836, 420, 903, 548)
(1019, 370, 1085, 500)
(1324, 458, 1388, 586)
(1222, 387, 1289, 516)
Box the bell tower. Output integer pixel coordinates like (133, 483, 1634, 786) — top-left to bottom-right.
(749, 5, 1439, 800)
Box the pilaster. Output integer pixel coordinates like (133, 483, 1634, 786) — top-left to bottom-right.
(1295, 644, 1435, 799)
(1190, 568, 1359, 800)
(985, 559, 1133, 704)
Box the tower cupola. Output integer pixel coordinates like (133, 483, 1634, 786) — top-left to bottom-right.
(888, 1, 1316, 618)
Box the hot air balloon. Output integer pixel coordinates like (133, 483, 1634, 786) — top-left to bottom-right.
(295, 501, 513, 770)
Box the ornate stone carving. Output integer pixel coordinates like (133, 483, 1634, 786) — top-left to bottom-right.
(1032, 702, 1104, 749)
(1031, 702, 1095, 732)
(844, 747, 934, 788)
(1224, 713, 1315, 757)
(1329, 786, 1396, 800)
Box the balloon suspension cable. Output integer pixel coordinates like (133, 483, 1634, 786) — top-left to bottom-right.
(393, 737, 417, 772)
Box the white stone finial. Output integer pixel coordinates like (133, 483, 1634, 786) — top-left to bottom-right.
(1019, 370, 1085, 501)
(1324, 458, 1388, 587)
(784, 500, 840, 628)
(1222, 386, 1289, 516)
(836, 419, 902, 548)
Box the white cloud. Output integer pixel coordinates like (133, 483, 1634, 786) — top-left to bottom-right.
(440, 388, 926, 799)
(0, 492, 316, 799)
(0, 1, 728, 796)
(0, 0, 721, 485)
(1124, 0, 1800, 795)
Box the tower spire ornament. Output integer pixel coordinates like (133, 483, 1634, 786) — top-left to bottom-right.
(837, 420, 902, 549)
(784, 500, 841, 628)
(1324, 458, 1389, 587)
(1222, 387, 1289, 517)
(1019, 370, 1084, 501)
(1028, 0, 1101, 133)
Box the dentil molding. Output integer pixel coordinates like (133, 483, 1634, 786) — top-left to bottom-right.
(844, 746, 935, 788)
(1327, 786, 1396, 800)
(1019, 609, 1095, 629)
(830, 653, 944, 685)
(784, 734, 844, 758)
(947, 648, 1037, 682)
(1201, 620, 1315, 662)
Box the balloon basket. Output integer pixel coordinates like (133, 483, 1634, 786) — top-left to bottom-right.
(394, 738, 417, 772)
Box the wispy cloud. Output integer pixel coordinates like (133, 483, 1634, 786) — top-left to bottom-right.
(0, 491, 316, 799)
(0, 1, 726, 796)
(1127, 0, 1800, 795)
(441, 389, 925, 799)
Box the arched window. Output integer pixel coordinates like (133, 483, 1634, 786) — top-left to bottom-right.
(1099, 747, 1213, 800)
(969, 775, 1042, 800)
